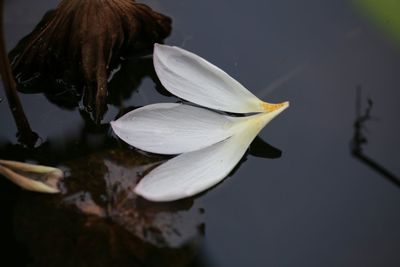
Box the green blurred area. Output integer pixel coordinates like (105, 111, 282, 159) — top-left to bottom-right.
(354, 0, 400, 44)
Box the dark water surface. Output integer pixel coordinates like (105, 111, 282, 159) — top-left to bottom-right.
(1, 0, 400, 266)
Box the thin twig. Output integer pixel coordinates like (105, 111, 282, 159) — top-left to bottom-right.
(351, 86, 400, 188)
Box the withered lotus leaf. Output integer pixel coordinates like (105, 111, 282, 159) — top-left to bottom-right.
(10, 0, 171, 122)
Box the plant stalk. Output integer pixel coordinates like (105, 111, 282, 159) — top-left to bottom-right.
(0, 0, 38, 147)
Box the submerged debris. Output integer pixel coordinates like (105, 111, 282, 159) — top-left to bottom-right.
(12, 148, 204, 267)
(10, 0, 171, 122)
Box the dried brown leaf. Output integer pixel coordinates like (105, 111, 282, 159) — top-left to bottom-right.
(11, 0, 171, 122)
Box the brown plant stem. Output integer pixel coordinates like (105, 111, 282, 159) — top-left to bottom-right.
(0, 0, 38, 147)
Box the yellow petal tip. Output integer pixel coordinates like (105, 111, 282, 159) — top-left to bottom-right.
(260, 101, 290, 112)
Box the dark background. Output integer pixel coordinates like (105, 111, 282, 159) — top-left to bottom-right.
(1, 0, 400, 266)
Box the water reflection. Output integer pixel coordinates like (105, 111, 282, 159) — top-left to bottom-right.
(0, 110, 280, 266)
(12, 148, 204, 267)
(10, 53, 170, 124)
(107, 55, 172, 107)
(351, 87, 400, 188)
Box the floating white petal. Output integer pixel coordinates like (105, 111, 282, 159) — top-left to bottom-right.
(154, 44, 283, 113)
(134, 103, 289, 201)
(111, 103, 237, 155)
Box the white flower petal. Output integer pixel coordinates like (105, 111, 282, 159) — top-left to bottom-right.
(110, 103, 236, 155)
(154, 44, 283, 113)
(134, 102, 289, 201)
(134, 133, 250, 202)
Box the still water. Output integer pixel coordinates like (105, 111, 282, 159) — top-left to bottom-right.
(1, 0, 400, 266)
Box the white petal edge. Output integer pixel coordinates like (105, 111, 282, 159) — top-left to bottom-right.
(110, 103, 238, 155)
(134, 102, 289, 201)
(154, 44, 283, 113)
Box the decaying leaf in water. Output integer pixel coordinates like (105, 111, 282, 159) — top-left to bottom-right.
(0, 159, 62, 193)
(10, 0, 171, 122)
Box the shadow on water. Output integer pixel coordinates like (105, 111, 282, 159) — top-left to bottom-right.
(249, 137, 282, 159)
(350, 86, 400, 188)
(228, 138, 282, 181)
